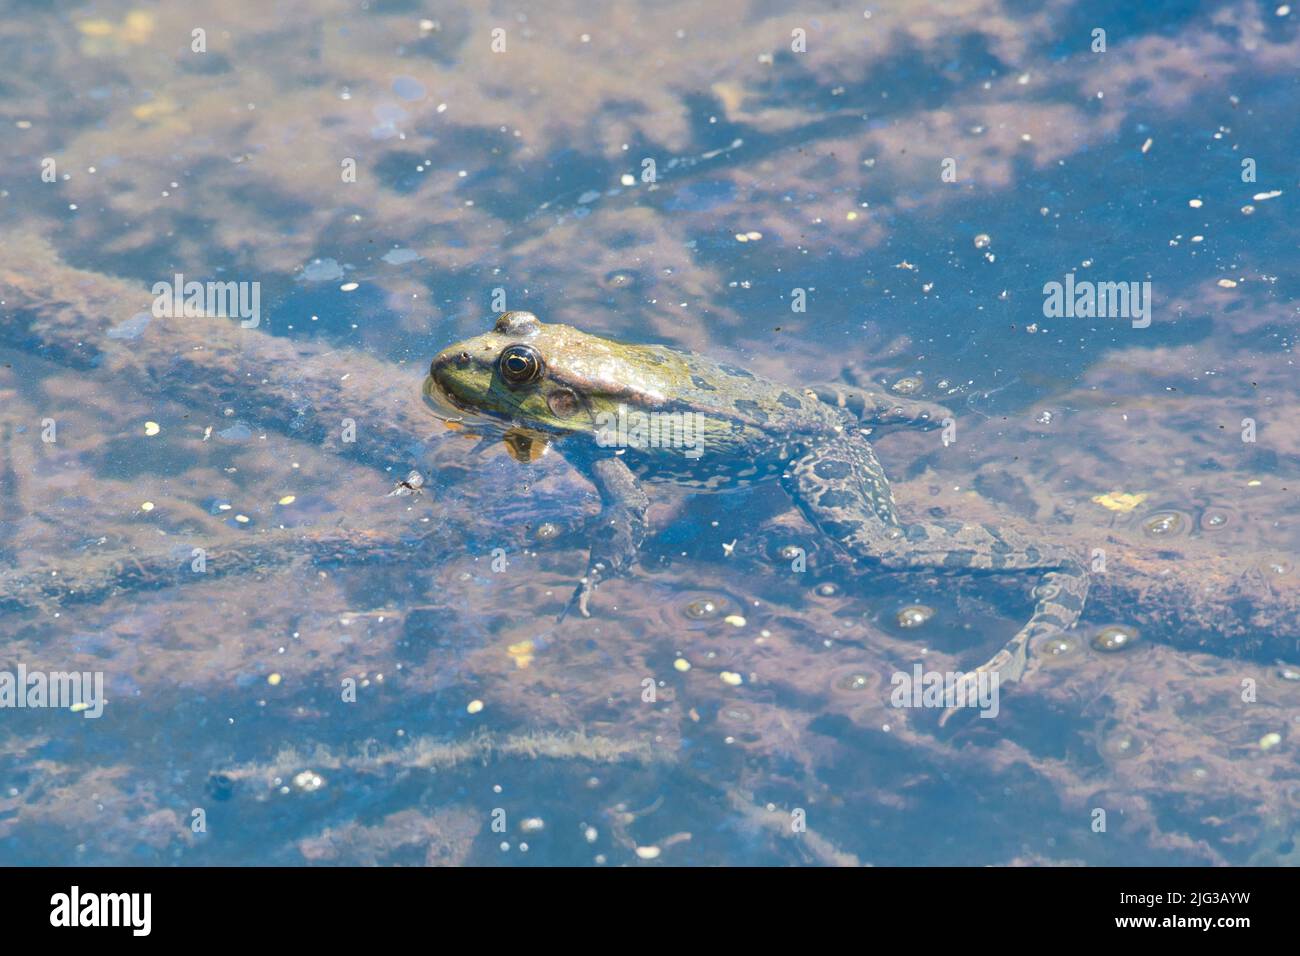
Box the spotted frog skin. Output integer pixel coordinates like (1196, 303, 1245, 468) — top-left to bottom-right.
(427, 311, 1089, 695)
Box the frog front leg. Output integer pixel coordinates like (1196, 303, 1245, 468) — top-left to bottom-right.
(782, 436, 1089, 703)
(560, 454, 649, 620)
(808, 383, 952, 432)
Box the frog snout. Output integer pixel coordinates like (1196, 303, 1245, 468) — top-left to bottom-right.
(428, 348, 471, 392)
(429, 348, 471, 376)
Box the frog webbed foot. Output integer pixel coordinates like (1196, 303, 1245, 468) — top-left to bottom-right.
(558, 456, 649, 622)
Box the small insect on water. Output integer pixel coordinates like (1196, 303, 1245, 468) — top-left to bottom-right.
(386, 469, 426, 498)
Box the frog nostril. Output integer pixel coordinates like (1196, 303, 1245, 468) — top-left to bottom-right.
(457, 351, 470, 365)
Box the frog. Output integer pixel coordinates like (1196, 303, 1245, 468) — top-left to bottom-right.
(424, 311, 1090, 696)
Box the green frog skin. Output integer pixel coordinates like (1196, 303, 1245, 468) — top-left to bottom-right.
(426, 311, 1090, 698)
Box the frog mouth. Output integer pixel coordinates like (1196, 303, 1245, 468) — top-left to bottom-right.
(421, 374, 512, 433)
(420, 374, 474, 423)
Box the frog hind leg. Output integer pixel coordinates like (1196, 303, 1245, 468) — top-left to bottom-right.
(781, 436, 1089, 707)
(807, 383, 953, 432)
(559, 455, 649, 621)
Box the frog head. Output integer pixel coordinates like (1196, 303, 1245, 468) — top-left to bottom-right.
(426, 311, 676, 439)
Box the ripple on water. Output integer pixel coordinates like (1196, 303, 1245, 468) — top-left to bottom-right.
(828, 666, 882, 696)
(1195, 503, 1239, 534)
(1140, 509, 1189, 538)
(895, 604, 935, 629)
(891, 376, 923, 396)
(652, 589, 746, 632)
(1033, 633, 1084, 668)
(811, 581, 842, 599)
(1257, 556, 1293, 580)
(1097, 723, 1148, 763)
(599, 269, 649, 292)
(1091, 625, 1140, 653)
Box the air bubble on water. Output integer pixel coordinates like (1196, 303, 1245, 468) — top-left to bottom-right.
(896, 605, 935, 628)
(1092, 625, 1139, 652)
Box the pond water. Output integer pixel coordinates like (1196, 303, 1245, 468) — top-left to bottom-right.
(0, 0, 1297, 866)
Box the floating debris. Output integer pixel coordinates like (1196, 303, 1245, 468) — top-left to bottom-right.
(387, 470, 425, 497)
(1092, 491, 1147, 513)
(467, 699, 484, 715)
(143, 421, 160, 436)
(1260, 732, 1284, 751)
(507, 640, 535, 669)
(724, 614, 746, 628)
(673, 658, 691, 672)
(267, 673, 282, 686)
(720, 671, 744, 686)
(277, 495, 296, 506)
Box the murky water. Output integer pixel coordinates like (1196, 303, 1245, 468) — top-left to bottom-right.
(0, 0, 1297, 866)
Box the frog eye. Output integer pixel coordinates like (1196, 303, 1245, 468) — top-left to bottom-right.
(498, 344, 544, 386)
